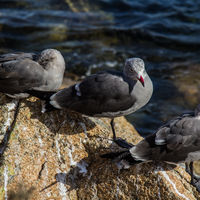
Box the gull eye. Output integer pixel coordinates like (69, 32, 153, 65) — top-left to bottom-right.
(129, 67, 134, 72)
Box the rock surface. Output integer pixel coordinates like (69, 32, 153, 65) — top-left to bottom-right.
(0, 93, 200, 200)
(171, 63, 200, 108)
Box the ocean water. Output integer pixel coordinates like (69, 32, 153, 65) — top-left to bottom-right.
(0, 0, 200, 136)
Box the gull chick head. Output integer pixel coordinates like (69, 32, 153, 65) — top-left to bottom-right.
(124, 58, 145, 87)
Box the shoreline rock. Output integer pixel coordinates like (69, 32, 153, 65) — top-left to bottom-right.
(0, 94, 199, 200)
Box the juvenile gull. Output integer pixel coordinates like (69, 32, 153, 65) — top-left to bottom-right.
(28, 58, 153, 140)
(0, 49, 65, 98)
(101, 104, 200, 189)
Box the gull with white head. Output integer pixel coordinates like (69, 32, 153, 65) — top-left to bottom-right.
(28, 57, 153, 140)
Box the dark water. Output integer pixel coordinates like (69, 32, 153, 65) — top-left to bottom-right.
(1, 0, 200, 136)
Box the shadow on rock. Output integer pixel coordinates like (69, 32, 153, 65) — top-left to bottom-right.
(22, 98, 96, 135)
(39, 143, 177, 194)
(0, 94, 15, 105)
(8, 184, 35, 200)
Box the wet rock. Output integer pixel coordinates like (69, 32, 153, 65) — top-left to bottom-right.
(170, 63, 200, 108)
(0, 94, 199, 200)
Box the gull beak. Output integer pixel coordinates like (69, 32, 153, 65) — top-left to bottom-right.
(137, 75, 145, 87)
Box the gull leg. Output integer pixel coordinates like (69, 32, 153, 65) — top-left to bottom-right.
(110, 118, 117, 140)
(185, 163, 189, 174)
(185, 162, 195, 185)
(188, 162, 200, 192)
(186, 162, 200, 192)
(190, 162, 194, 185)
(110, 118, 133, 149)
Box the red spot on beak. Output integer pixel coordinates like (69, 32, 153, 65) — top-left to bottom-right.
(137, 76, 145, 87)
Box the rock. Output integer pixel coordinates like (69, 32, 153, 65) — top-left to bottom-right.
(170, 63, 200, 108)
(0, 94, 200, 200)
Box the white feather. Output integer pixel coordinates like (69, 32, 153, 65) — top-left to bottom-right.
(49, 92, 62, 109)
(50, 100, 62, 109)
(155, 139, 166, 145)
(75, 83, 82, 96)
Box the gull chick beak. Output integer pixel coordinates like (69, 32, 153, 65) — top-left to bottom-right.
(137, 75, 145, 87)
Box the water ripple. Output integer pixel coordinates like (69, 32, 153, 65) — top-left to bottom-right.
(0, 0, 200, 135)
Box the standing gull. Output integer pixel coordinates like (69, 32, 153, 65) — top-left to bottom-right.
(101, 104, 200, 189)
(28, 58, 153, 140)
(0, 49, 65, 98)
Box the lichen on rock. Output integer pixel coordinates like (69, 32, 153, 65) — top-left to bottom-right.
(0, 93, 199, 200)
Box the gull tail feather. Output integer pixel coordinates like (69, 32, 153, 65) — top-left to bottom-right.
(101, 150, 140, 165)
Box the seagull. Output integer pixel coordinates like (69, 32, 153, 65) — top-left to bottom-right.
(101, 104, 200, 189)
(0, 49, 65, 99)
(27, 58, 153, 140)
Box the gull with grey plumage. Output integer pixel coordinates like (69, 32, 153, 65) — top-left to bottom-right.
(101, 104, 200, 189)
(28, 57, 153, 140)
(0, 49, 65, 98)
